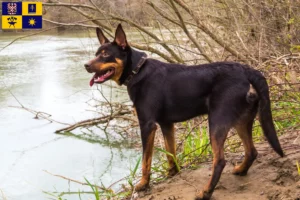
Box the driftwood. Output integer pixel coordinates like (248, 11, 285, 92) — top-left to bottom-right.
(55, 110, 131, 133)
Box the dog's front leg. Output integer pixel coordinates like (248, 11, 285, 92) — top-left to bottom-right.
(135, 121, 157, 191)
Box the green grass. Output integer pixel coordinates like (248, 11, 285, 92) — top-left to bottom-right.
(84, 178, 100, 200)
(178, 122, 212, 166)
(296, 161, 300, 176)
(155, 147, 180, 172)
(151, 120, 212, 177)
(127, 156, 141, 189)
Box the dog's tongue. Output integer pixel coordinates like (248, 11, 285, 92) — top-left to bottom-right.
(90, 75, 95, 87)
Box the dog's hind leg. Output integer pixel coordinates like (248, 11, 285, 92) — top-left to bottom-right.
(233, 85, 259, 176)
(160, 122, 179, 176)
(196, 123, 229, 200)
(196, 84, 247, 200)
(135, 121, 157, 191)
(233, 118, 258, 176)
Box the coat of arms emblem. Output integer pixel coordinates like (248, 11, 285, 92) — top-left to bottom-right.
(7, 3, 17, 15)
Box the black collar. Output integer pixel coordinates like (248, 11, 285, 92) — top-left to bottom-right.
(123, 55, 147, 86)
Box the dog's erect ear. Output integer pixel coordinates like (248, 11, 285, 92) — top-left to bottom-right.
(114, 24, 127, 49)
(96, 27, 109, 45)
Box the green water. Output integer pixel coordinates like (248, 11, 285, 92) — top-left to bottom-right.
(0, 31, 138, 200)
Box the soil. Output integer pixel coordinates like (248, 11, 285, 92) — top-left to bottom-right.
(136, 132, 300, 200)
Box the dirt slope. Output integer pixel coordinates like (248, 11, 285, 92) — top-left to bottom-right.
(137, 133, 300, 200)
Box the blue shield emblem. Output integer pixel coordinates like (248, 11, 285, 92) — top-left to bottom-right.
(28, 4, 36, 13)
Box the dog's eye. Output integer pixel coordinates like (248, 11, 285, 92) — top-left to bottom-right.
(102, 52, 109, 57)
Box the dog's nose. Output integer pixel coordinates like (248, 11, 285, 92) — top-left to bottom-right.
(84, 63, 90, 69)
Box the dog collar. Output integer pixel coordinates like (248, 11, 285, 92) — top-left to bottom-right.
(124, 56, 147, 86)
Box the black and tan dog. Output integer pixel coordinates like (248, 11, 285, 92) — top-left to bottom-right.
(84, 24, 284, 200)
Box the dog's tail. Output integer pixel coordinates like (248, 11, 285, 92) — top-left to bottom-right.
(245, 67, 284, 157)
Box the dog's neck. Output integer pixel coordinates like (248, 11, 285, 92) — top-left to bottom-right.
(119, 48, 147, 85)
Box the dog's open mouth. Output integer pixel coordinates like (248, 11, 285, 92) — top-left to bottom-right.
(90, 68, 115, 86)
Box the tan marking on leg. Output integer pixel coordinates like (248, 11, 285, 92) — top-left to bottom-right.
(135, 125, 157, 191)
(197, 130, 227, 200)
(233, 122, 257, 175)
(161, 123, 179, 176)
(204, 137, 225, 192)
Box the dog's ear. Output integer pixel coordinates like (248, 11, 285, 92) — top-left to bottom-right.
(96, 27, 109, 45)
(114, 24, 127, 49)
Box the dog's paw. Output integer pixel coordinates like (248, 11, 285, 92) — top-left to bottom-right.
(232, 165, 248, 176)
(195, 190, 211, 200)
(135, 180, 150, 191)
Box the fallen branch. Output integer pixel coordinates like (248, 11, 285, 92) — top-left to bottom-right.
(4, 83, 69, 126)
(43, 170, 111, 192)
(55, 110, 131, 133)
(10, 105, 69, 125)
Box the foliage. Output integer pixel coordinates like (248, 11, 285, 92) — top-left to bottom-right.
(127, 156, 142, 189)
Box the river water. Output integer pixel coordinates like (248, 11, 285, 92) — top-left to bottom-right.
(0, 31, 138, 200)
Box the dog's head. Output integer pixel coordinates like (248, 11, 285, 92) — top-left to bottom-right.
(84, 24, 129, 86)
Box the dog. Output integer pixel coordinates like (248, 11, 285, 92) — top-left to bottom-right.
(84, 24, 284, 200)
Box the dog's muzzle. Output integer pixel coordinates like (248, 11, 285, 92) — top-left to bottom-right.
(84, 63, 93, 73)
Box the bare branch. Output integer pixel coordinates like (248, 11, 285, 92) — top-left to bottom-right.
(130, 42, 177, 63)
(43, 2, 96, 10)
(89, 0, 113, 30)
(0, 26, 59, 52)
(44, 170, 110, 192)
(106, 15, 184, 63)
(43, 18, 98, 28)
(169, 0, 213, 62)
(147, 1, 199, 29)
(55, 110, 131, 133)
(173, 0, 249, 62)
(2, 82, 69, 125)
(69, 6, 112, 32)
(44, 1, 183, 63)
(147, 1, 181, 27)
(1, 17, 113, 52)
(10, 106, 69, 125)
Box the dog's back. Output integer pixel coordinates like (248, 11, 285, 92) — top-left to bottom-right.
(129, 60, 255, 122)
